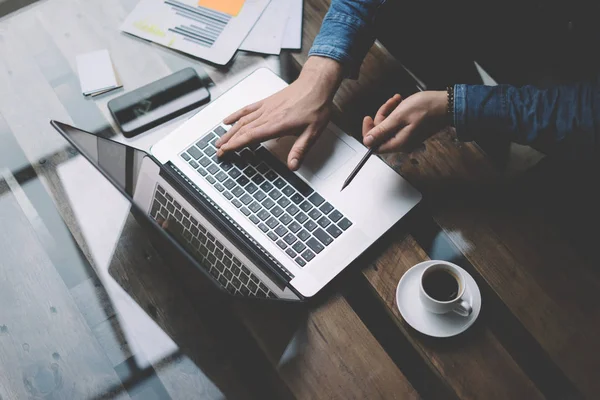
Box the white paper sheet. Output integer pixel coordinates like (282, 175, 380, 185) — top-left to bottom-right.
(76, 49, 120, 95)
(239, 0, 291, 55)
(281, 0, 302, 49)
(121, 0, 270, 65)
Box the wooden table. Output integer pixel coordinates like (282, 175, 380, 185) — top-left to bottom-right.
(0, 0, 598, 399)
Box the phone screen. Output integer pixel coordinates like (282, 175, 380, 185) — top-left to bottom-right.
(108, 68, 210, 137)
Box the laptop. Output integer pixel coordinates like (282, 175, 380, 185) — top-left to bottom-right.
(51, 68, 421, 301)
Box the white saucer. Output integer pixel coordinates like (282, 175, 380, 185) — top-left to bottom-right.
(396, 261, 482, 338)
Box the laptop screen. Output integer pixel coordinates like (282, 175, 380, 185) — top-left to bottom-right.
(52, 121, 290, 299)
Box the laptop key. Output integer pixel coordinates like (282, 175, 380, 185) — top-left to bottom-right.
(264, 170, 278, 181)
(299, 201, 313, 213)
(306, 238, 325, 254)
(236, 176, 250, 186)
(271, 206, 284, 217)
(290, 193, 304, 205)
(288, 221, 302, 233)
(274, 225, 288, 237)
(308, 193, 325, 207)
(165, 193, 173, 202)
(338, 218, 353, 230)
(273, 178, 286, 189)
(308, 208, 322, 220)
(295, 257, 307, 267)
(297, 229, 311, 242)
(283, 233, 297, 245)
(293, 241, 307, 253)
(156, 193, 167, 205)
(277, 197, 291, 208)
(276, 240, 287, 250)
(314, 228, 333, 246)
(197, 167, 207, 176)
(295, 212, 308, 224)
(281, 185, 295, 197)
(280, 214, 293, 225)
(216, 171, 228, 182)
(329, 210, 343, 223)
(232, 186, 244, 197)
(249, 201, 261, 213)
(224, 179, 236, 190)
(268, 189, 282, 200)
(189, 160, 199, 169)
(255, 147, 314, 196)
(260, 181, 273, 193)
(241, 194, 253, 205)
(204, 146, 217, 157)
(240, 149, 258, 165)
(219, 161, 233, 171)
(266, 217, 279, 229)
(251, 174, 265, 185)
(207, 164, 219, 174)
(240, 286, 250, 296)
(232, 199, 242, 208)
(187, 147, 202, 159)
(258, 223, 269, 233)
(206, 176, 216, 184)
(257, 209, 270, 221)
(327, 225, 343, 238)
(214, 183, 224, 192)
(241, 207, 251, 216)
(320, 202, 334, 215)
(181, 153, 191, 161)
(302, 249, 316, 261)
(243, 166, 257, 177)
(199, 157, 211, 167)
(267, 231, 278, 241)
(286, 204, 299, 216)
(214, 126, 227, 136)
(286, 248, 297, 258)
(318, 216, 331, 228)
(262, 198, 275, 209)
(249, 215, 260, 224)
(256, 163, 269, 174)
(228, 168, 242, 179)
(245, 183, 258, 194)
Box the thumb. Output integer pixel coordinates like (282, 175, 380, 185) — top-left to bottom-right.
(363, 115, 404, 148)
(287, 125, 321, 171)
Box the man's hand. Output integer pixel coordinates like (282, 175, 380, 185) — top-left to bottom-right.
(216, 57, 343, 170)
(363, 91, 447, 153)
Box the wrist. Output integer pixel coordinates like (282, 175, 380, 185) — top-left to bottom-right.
(300, 56, 344, 100)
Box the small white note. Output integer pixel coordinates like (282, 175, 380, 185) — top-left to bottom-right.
(76, 49, 120, 96)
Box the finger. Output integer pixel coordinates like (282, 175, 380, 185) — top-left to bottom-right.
(220, 121, 291, 153)
(217, 118, 269, 157)
(287, 124, 323, 170)
(376, 125, 417, 154)
(374, 94, 402, 125)
(217, 110, 263, 147)
(223, 102, 261, 125)
(362, 116, 375, 138)
(363, 114, 405, 148)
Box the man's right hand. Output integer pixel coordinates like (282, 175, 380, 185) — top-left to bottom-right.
(215, 57, 343, 171)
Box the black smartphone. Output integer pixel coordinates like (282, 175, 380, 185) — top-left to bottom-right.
(108, 68, 210, 138)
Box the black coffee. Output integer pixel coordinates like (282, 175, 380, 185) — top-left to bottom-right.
(423, 269, 459, 301)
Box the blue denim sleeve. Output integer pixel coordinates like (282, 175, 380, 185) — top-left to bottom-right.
(308, 0, 386, 79)
(454, 80, 599, 155)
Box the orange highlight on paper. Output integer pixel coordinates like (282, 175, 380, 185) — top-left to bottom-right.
(198, 0, 245, 16)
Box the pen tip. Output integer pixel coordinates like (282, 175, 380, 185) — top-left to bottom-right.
(340, 182, 348, 192)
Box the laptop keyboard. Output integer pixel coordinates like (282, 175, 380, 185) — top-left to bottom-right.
(180, 124, 353, 267)
(150, 184, 276, 298)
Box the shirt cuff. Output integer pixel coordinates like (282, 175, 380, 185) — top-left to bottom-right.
(453, 84, 471, 141)
(308, 11, 373, 79)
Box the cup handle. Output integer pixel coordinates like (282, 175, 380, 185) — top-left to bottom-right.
(453, 299, 472, 317)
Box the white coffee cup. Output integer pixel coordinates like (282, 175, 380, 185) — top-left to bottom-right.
(419, 261, 472, 317)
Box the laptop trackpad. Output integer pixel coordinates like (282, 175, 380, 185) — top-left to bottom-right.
(270, 130, 356, 180)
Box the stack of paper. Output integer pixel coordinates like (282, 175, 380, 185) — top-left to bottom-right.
(121, 0, 302, 65)
(76, 50, 122, 96)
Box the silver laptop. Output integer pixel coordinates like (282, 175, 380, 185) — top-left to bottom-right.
(52, 68, 421, 301)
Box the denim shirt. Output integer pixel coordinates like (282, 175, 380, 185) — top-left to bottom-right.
(308, 0, 599, 156)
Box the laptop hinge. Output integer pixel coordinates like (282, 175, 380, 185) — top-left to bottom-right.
(161, 161, 294, 285)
